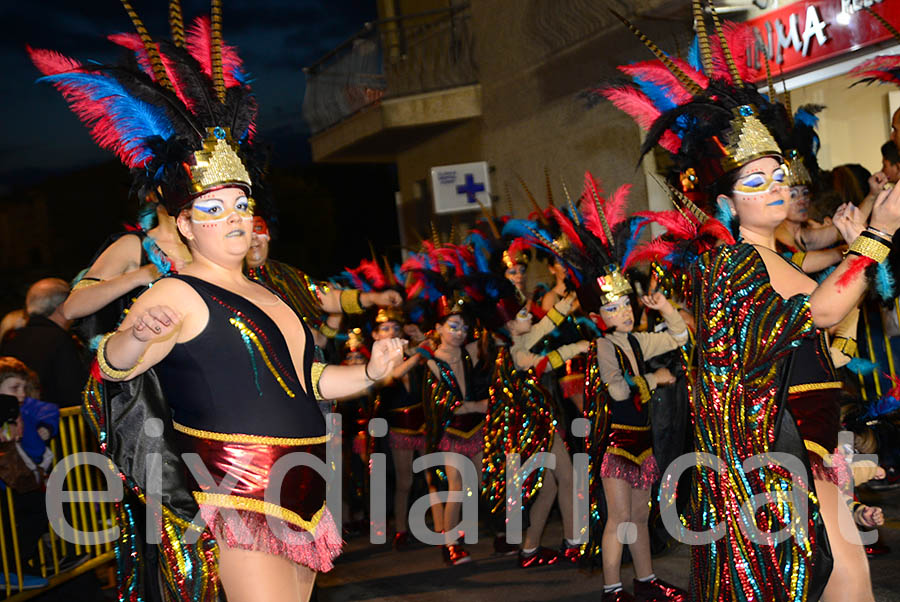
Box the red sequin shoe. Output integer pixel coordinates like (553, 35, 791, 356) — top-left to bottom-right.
(559, 540, 582, 564)
(393, 531, 410, 551)
(442, 543, 472, 565)
(518, 547, 559, 568)
(493, 534, 518, 556)
(601, 589, 636, 602)
(633, 577, 687, 601)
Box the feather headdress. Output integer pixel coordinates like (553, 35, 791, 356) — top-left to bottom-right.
(28, 1, 257, 215)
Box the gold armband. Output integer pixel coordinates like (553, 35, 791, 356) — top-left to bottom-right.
(547, 350, 564, 369)
(634, 375, 652, 404)
(831, 336, 857, 358)
(96, 332, 139, 380)
(311, 362, 327, 400)
(547, 308, 565, 326)
(848, 233, 891, 264)
(72, 277, 101, 291)
(790, 251, 806, 269)
(339, 290, 364, 314)
(318, 323, 338, 339)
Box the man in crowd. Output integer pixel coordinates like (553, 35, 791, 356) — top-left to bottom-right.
(0, 279, 88, 408)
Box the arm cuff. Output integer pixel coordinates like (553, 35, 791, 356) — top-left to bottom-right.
(73, 277, 101, 291)
(832, 336, 857, 358)
(790, 251, 806, 269)
(547, 350, 564, 369)
(311, 362, 327, 400)
(318, 324, 338, 339)
(340, 290, 364, 314)
(547, 308, 565, 326)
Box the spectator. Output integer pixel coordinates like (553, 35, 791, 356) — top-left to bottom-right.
(0, 310, 26, 345)
(0, 279, 88, 407)
(882, 140, 900, 185)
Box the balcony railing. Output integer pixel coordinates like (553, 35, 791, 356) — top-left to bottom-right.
(303, 3, 477, 134)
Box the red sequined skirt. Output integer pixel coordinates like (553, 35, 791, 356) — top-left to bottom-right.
(787, 386, 849, 488)
(600, 424, 659, 489)
(175, 423, 343, 572)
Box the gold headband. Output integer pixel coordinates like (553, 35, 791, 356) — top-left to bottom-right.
(375, 307, 404, 324)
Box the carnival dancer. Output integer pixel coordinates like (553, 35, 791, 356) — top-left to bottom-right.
(31, 4, 405, 600)
(485, 291, 588, 567)
(422, 292, 491, 565)
(599, 3, 900, 598)
(369, 307, 439, 550)
(555, 173, 689, 601)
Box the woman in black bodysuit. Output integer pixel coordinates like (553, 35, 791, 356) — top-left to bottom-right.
(98, 184, 404, 601)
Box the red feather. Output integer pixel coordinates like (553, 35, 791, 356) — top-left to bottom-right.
(355, 259, 387, 290)
(698, 218, 735, 246)
(27, 46, 82, 75)
(632, 210, 695, 240)
(506, 238, 532, 262)
(659, 130, 682, 153)
(620, 61, 694, 105)
(670, 57, 710, 90)
(604, 184, 631, 232)
(107, 33, 195, 111)
(580, 171, 609, 246)
(185, 17, 245, 89)
(548, 207, 585, 254)
(600, 86, 660, 130)
(623, 239, 677, 270)
(836, 255, 874, 291)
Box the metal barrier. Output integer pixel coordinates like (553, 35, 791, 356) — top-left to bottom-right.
(302, 3, 477, 134)
(0, 406, 114, 599)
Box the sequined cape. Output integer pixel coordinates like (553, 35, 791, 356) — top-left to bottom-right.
(247, 258, 330, 332)
(423, 355, 471, 457)
(579, 340, 609, 564)
(482, 347, 558, 514)
(688, 242, 826, 601)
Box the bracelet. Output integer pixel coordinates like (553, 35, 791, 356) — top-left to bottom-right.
(72, 277, 101, 291)
(831, 336, 857, 358)
(847, 233, 891, 263)
(547, 307, 565, 326)
(364, 362, 376, 382)
(339, 289, 364, 314)
(96, 332, 140, 380)
(311, 362, 326, 400)
(318, 323, 338, 339)
(867, 226, 893, 242)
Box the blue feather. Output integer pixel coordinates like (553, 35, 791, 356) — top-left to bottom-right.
(846, 357, 880, 375)
(573, 316, 601, 337)
(861, 394, 900, 420)
(141, 236, 172, 278)
(622, 216, 649, 268)
(38, 72, 175, 166)
(688, 37, 702, 73)
(876, 262, 895, 301)
(793, 108, 820, 129)
(633, 76, 676, 112)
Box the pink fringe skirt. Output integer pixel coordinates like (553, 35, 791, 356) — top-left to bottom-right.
(808, 446, 851, 490)
(389, 431, 425, 452)
(201, 504, 343, 572)
(600, 452, 660, 490)
(438, 430, 484, 458)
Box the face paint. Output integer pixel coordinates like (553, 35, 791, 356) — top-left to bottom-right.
(252, 215, 270, 238)
(191, 195, 253, 224)
(732, 166, 787, 196)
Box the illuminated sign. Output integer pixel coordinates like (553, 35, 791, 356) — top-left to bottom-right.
(743, 0, 900, 80)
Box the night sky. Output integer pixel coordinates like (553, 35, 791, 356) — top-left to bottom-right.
(0, 0, 377, 190)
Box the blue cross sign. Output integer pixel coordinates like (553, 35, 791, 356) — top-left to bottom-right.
(456, 173, 485, 204)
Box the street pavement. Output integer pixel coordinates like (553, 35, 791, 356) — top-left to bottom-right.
(318, 485, 900, 601)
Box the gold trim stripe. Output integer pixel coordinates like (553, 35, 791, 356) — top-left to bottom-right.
(610, 423, 651, 432)
(804, 440, 832, 461)
(445, 419, 485, 439)
(787, 382, 842, 395)
(547, 308, 565, 326)
(606, 446, 653, 465)
(194, 492, 326, 534)
(174, 422, 330, 446)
